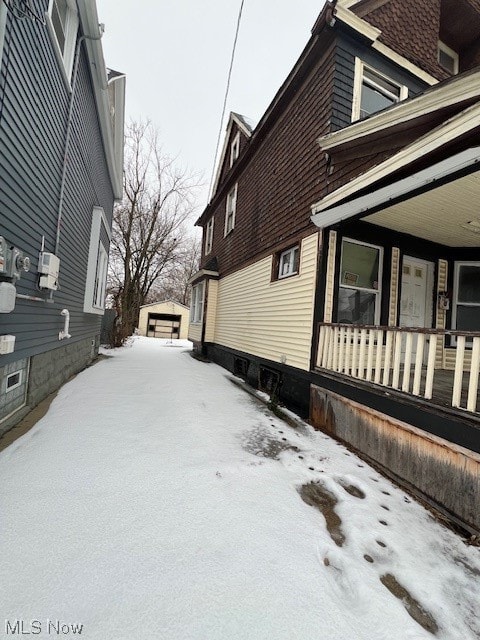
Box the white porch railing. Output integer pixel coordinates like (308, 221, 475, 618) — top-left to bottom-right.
(316, 323, 480, 414)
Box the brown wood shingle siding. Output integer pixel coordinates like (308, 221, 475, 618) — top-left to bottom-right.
(201, 41, 336, 276)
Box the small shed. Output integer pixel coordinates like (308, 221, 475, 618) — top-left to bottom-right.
(138, 301, 190, 340)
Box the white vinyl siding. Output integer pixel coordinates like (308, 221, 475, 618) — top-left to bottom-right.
(214, 233, 319, 371)
(204, 280, 218, 343)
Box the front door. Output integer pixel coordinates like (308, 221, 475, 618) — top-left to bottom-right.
(399, 257, 432, 329)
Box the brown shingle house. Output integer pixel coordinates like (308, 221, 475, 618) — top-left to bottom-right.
(189, 0, 480, 533)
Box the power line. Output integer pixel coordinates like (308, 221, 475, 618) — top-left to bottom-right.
(208, 0, 245, 202)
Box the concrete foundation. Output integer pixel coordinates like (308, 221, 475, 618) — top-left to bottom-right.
(310, 384, 480, 534)
(0, 336, 99, 436)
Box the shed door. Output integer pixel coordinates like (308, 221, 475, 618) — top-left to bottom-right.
(147, 314, 181, 339)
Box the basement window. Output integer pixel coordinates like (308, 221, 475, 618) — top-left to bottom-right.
(6, 371, 22, 393)
(438, 41, 459, 74)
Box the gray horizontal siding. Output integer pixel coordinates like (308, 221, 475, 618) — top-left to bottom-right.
(0, 2, 115, 366)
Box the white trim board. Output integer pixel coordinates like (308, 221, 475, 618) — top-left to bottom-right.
(311, 145, 480, 228)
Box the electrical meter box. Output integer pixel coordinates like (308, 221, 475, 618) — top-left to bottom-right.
(0, 282, 16, 313)
(0, 237, 7, 274)
(0, 334, 15, 354)
(38, 252, 60, 290)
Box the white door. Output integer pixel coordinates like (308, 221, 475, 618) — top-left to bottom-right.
(399, 258, 432, 328)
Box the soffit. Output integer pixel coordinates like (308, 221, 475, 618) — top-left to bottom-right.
(364, 170, 480, 246)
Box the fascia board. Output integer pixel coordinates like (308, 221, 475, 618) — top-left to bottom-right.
(311, 146, 480, 228)
(334, 5, 382, 41)
(319, 72, 480, 150)
(210, 113, 253, 200)
(311, 101, 480, 215)
(231, 113, 253, 138)
(334, 5, 438, 86)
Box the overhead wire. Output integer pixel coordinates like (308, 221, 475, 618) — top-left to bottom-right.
(208, 0, 245, 201)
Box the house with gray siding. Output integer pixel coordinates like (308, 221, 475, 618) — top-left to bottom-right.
(0, 0, 125, 434)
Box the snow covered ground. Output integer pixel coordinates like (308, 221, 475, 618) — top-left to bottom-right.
(0, 337, 479, 640)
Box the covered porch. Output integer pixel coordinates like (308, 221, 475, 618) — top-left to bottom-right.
(316, 323, 480, 415)
(310, 144, 480, 422)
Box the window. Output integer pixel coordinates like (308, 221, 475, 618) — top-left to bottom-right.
(93, 244, 108, 310)
(438, 41, 459, 74)
(352, 60, 408, 121)
(47, 0, 79, 82)
(337, 238, 382, 325)
(230, 132, 240, 167)
(278, 246, 300, 279)
(6, 371, 22, 393)
(84, 207, 111, 314)
(205, 217, 214, 255)
(224, 184, 237, 236)
(191, 282, 205, 324)
(453, 263, 480, 333)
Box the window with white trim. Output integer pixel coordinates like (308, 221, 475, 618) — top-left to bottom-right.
(337, 238, 382, 325)
(47, 0, 79, 81)
(352, 59, 408, 121)
(438, 41, 459, 75)
(230, 132, 240, 167)
(224, 184, 237, 236)
(6, 371, 22, 393)
(191, 282, 205, 324)
(84, 207, 111, 314)
(93, 244, 108, 310)
(278, 246, 300, 279)
(205, 217, 214, 255)
(453, 263, 480, 333)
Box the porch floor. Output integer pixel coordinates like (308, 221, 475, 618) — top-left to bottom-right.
(317, 366, 480, 419)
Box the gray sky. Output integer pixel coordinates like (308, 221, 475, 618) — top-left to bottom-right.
(98, 1, 325, 209)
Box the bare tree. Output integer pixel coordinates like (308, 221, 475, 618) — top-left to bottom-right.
(145, 235, 201, 307)
(108, 121, 201, 343)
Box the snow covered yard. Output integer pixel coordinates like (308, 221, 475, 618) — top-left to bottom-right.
(0, 336, 479, 640)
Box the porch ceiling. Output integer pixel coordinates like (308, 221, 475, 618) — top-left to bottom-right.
(364, 170, 480, 247)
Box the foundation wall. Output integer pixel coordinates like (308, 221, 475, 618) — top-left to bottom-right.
(310, 384, 480, 534)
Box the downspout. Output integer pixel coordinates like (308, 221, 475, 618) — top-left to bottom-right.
(0, 2, 7, 61)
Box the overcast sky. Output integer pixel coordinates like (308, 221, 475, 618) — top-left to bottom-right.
(98, 1, 325, 210)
